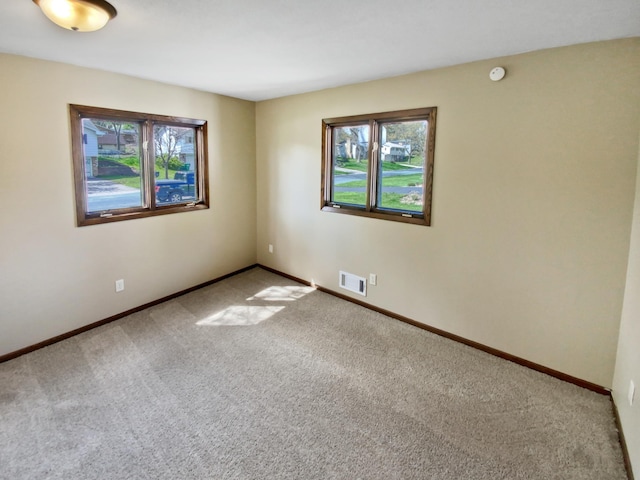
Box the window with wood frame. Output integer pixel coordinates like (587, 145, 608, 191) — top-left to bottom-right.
(70, 104, 209, 226)
(321, 107, 436, 226)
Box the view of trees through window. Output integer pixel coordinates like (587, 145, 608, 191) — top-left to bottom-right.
(153, 125, 195, 180)
(331, 120, 428, 212)
(71, 104, 208, 226)
(378, 120, 427, 212)
(322, 107, 436, 225)
(332, 125, 369, 207)
(82, 118, 143, 213)
(80, 119, 199, 213)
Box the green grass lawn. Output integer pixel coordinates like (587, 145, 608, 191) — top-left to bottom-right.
(338, 173, 423, 188)
(155, 168, 180, 180)
(112, 155, 140, 168)
(336, 160, 368, 172)
(396, 155, 424, 167)
(332, 191, 366, 206)
(336, 160, 415, 172)
(98, 175, 142, 189)
(332, 192, 422, 212)
(381, 161, 417, 171)
(98, 168, 181, 189)
(335, 178, 367, 187)
(97, 156, 183, 188)
(382, 155, 424, 168)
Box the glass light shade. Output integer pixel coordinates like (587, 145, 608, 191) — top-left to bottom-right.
(33, 0, 117, 32)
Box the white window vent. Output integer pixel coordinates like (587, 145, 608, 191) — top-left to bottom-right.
(339, 271, 367, 296)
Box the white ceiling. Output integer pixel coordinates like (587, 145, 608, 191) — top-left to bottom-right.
(0, 0, 638, 101)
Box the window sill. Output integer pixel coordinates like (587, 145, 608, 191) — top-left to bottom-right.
(78, 203, 209, 227)
(321, 204, 429, 226)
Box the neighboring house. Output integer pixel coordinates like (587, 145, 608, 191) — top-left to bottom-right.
(81, 119, 101, 178)
(381, 142, 410, 162)
(98, 132, 138, 154)
(176, 134, 195, 171)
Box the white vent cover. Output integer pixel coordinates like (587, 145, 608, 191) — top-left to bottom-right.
(339, 271, 367, 296)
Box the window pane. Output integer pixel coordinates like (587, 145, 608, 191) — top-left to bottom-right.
(153, 125, 198, 205)
(82, 119, 143, 213)
(331, 125, 369, 207)
(377, 120, 427, 213)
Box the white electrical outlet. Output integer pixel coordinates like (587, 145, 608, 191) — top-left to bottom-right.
(115, 279, 125, 293)
(268, 244, 274, 254)
(369, 273, 377, 286)
(629, 380, 636, 406)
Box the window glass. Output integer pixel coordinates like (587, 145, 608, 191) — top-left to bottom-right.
(377, 120, 427, 213)
(81, 118, 143, 213)
(153, 125, 198, 205)
(331, 125, 369, 207)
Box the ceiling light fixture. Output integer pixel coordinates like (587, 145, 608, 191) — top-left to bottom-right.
(33, 0, 117, 32)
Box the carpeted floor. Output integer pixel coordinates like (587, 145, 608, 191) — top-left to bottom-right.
(0, 267, 628, 479)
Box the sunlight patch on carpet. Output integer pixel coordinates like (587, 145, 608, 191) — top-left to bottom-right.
(196, 306, 285, 326)
(247, 285, 315, 302)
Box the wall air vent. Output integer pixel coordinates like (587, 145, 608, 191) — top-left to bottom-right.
(339, 271, 367, 296)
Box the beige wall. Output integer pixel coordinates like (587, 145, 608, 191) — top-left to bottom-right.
(613, 128, 640, 476)
(256, 39, 640, 388)
(0, 54, 257, 357)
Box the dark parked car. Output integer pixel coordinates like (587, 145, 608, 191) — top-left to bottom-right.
(155, 179, 186, 203)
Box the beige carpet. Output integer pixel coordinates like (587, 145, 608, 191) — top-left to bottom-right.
(0, 267, 628, 479)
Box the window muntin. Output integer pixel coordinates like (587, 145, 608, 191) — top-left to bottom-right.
(70, 105, 209, 226)
(322, 107, 436, 226)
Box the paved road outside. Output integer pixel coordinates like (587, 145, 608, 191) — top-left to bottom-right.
(85, 179, 195, 212)
(333, 167, 424, 195)
(333, 186, 422, 195)
(86, 179, 142, 211)
(86, 179, 139, 195)
(85, 168, 421, 212)
(334, 167, 423, 185)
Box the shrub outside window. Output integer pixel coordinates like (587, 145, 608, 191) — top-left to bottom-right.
(321, 107, 436, 226)
(70, 104, 209, 226)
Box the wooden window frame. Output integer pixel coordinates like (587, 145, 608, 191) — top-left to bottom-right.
(321, 107, 436, 226)
(70, 104, 209, 226)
